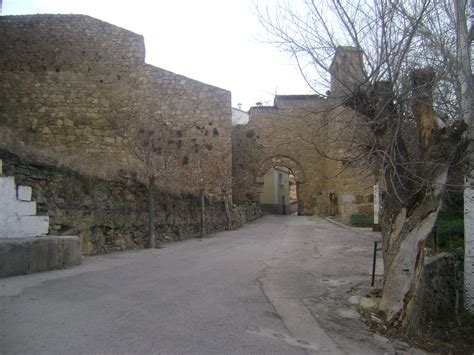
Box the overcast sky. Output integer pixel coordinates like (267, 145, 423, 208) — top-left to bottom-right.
(2, 0, 314, 111)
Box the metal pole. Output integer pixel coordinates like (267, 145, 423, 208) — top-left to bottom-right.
(371, 241, 378, 287)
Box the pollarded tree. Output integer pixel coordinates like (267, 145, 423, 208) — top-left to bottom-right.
(257, 0, 469, 328)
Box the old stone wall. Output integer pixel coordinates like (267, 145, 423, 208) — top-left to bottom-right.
(1, 149, 261, 255)
(0, 15, 231, 194)
(403, 253, 463, 336)
(232, 95, 373, 221)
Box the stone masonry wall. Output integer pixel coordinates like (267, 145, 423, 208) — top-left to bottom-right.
(403, 253, 463, 336)
(232, 95, 373, 220)
(0, 15, 231, 193)
(1, 149, 261, 255)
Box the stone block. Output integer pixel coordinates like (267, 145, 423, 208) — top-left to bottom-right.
(17, 185, 32, 201)
(0, 176, 16, 201)
(20, 215, 49, 236)
(0, 236, 82, 278)
(0, 215, 20, 238)
(15, 201, 37, 216)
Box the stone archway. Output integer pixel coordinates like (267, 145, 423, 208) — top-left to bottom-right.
(256, 155, 305, 184)
(255, 155, 306, 215)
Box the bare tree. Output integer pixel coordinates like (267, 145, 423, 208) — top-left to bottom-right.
(203, 153, 235, 231)
(123, 110, 182, 248)
(257, 0, 468, 328)
(456, 0, 474, 313)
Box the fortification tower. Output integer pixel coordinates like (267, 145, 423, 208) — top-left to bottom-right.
(329, 46, 365, 98)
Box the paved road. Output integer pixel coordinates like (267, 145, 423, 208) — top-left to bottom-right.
(0, 216, 418, 354)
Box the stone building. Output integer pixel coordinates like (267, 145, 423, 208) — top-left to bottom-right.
(232, 47, 374, 222)
(260, 166, 291, 215)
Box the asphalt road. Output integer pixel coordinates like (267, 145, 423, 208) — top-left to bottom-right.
(0, 215, 419, 354)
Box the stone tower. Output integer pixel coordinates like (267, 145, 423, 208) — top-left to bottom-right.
(329, 46, 365, 98)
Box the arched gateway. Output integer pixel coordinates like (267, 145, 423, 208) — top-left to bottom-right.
(255, 156, 305, 215)
(232, 90, 374, 221)
(232, 48, 375, 220)
(256, 155, 305, 184)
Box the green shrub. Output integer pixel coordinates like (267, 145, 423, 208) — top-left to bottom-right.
(427, 212, 464, 258)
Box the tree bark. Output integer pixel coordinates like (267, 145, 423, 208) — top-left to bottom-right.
(200, 183, 205, 238)
(379, 168, 448, 325)
(456, 0, 474, 314)
(148, 174, 157, 248)
(223, 194, 232, 231)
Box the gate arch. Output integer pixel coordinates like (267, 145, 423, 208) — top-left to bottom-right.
(255, 155, 305, 184)
(255, 155, 305, 215)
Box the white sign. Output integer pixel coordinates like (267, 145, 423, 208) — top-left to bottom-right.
(374, 184, 379, 225)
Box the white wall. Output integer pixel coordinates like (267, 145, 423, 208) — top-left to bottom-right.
(0, 176, 49, 238)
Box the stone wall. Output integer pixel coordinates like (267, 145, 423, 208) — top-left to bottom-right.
(232, 94, 373, 221)
(1, 149, 261, 255)
(403, 253, 463, 336)
(0, 15, 231, 194)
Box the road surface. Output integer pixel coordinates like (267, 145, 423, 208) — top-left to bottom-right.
(0, 216, 419, 354)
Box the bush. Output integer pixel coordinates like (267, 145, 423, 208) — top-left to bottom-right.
(427, 204, 464, 259)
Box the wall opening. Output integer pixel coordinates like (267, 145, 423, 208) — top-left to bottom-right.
(259, 165, 300, 215)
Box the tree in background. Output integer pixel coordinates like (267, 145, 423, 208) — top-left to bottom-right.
(123, 110, 182, 248)
(203, 153, 235, 231)
(257, 0, 469, 328)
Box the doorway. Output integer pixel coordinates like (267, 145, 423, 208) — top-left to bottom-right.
(259, 166, 299, 215)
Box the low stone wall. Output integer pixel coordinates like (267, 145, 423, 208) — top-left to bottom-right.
(403, 253, 462, 336)
(0, 236, 81, 278)
(1, 149, 261, 255)
(231, 203, 262, 228)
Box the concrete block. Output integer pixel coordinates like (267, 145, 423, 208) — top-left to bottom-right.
(17, 185, 32, 201)
(0, 236, 81, 278)
(14, 201, 37, 216)
(0, 176, 16, 201)
(20, 215, 49, 236)
(0, 240, 31, 276)
(0, 215, 21, 238)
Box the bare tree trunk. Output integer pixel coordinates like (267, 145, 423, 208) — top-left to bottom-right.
(379, 168, 448, 325)
(373, 70, 467, 327)
(456, 0, 474, 314)
(148, 174, 157, 248)
(200, 182, 205, 238)
(223, 194, 232, 231)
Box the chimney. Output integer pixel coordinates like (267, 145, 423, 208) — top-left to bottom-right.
(329, 46, 365, 98)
